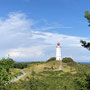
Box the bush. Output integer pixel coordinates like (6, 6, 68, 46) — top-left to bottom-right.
(62, 57, 74, 63)
(31, 71, 36, 76)
(86, 73, 90, 89)
(14, 63, 28, 69)
(0, 58, 15, 89)
(46, 57, 56, 62)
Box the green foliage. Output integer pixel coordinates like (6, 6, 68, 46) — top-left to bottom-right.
(0, 68, 8, 89)
(1, 58, 90, 90)
(86, 73, 90, 89)
(5, 63, 90, 90)
(0, 58, 15, 89)
(85, 11, 90, 26)
(80, 40, 90, 50)
(62, 57, 74, 63)
(0, 58, 15, 72)
(31, 71, 36, 76)
(74, 73, 88, 89)
(14, 63, 28, 69)
(9, 72, 22, 80)
(6, 70, 90, 90)
(46, 57, 56, 62)
(62, 57, 76, 67)
(80, 11, 90, 50)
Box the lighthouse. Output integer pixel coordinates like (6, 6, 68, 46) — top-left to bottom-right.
(56, 42, 61, 61)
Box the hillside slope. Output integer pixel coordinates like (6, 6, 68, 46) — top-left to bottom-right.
(6, 60, 90, 90)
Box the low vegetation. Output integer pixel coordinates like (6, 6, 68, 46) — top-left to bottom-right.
(0, 58, 27, 89)
(46, 57, 56, 62)
(62, 57, 74, 63)
(0, 57, 90, 90)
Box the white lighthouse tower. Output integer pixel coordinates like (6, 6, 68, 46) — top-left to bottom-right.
(56, 42, 61, 61)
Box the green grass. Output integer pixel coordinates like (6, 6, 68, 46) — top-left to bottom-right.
(5, 60, 90, 90)
(8, 68, 22, 80)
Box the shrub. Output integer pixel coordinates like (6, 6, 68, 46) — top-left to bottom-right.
(86, 73, 90, 89)
(62, 57, 74, 63)
(14, 63, 28, 69)
(0, 58, 15, 89)
(46, 57, 56, 62)
(31, 71, 36, 76)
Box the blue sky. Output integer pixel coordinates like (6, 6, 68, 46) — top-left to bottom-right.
(0, 0, 90, 62)
(1, 0, 89, 37)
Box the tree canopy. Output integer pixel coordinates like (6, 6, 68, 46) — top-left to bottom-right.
(85, 11, 90, 26)
(80, 11, 90, 50)
(80, 40, 90, 50)
(0, 58, 15, 89)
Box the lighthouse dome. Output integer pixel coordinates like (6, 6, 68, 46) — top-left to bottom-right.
(57, 42, 60, 45)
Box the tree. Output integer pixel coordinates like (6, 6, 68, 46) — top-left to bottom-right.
(0, 58, 15, 89)
(85, 11, 90, 26)
(80, 40, 90, 50)
(80, 11, 90, 49)
(0, 58, 15, 72)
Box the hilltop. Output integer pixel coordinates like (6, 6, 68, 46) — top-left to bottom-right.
(3, 57, 90, 90)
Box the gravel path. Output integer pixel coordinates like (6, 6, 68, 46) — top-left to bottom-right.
(8, 69, 27, 83)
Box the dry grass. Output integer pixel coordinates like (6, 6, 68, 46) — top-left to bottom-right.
(23, 61, 60, 73)
(23, 61, 76, 73)
(17, 61, 76, 81)
(9, 68, 21, 75)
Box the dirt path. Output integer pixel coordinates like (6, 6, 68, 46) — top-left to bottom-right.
(9, 69, 27, 83)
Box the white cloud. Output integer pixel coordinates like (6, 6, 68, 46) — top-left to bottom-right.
(31, 31, 86, 47)
(7, 46, 45, 58)
(0, 12, 33, 31)
(35, 26, 72, 31)
(0, 12, 90, 62)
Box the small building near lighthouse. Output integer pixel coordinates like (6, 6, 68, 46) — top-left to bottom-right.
(56, 42, 61, 60)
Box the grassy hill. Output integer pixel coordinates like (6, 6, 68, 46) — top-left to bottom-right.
(5, 58, 90, 90)
(23, 61, 75, 73)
